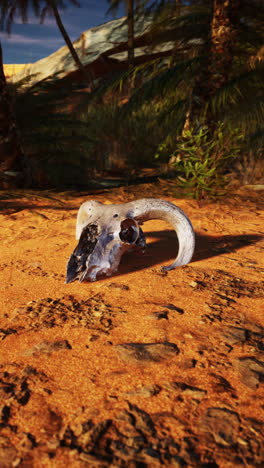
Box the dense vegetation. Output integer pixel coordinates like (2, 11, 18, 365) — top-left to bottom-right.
(0, 0, 263, 197)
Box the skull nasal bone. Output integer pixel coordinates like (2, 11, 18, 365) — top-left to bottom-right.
(119, 219, 139, 244)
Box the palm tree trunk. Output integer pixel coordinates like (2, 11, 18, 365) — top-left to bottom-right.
(127, 0, 135, 70)
(47, 0, 94, 87)
(0, 42, 25, 188)
(185, 0, 241, 130)
(208, 0, 241, 93)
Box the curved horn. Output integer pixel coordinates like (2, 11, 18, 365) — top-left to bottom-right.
(125, 198, 195, 270)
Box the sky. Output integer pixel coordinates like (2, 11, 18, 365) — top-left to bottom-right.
(0, 1, 125, 64)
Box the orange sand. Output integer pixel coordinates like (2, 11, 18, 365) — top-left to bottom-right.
(0, 185, 263, 467)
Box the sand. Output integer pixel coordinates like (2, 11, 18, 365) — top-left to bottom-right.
(0, 185, 263, 467)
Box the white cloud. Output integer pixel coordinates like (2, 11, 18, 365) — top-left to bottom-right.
(0, 32, 64, 47)
(11, 16, 56, 26)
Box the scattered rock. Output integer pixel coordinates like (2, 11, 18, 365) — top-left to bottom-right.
(108, 283, 130, 291)
(223, 324, 264, 352)
(183, 333, 193, 339)
(234, 357, 264, 389)
(164, 382, 207, 399)
(89, 334, 100, 342)
(148, 310, 169, 320)
(0, 327, 19, 341)
(210, 373, 237, 397)
(126, 402, 156, 436)
(0, 365, 50, 409)
(61, 402, 190, 466)
(24, 340, 72, 357)
(125, 384, 161, 397)
(0, 369, 31, 406)
(183, 359, 198, 369)
(0, 405, 11, 426)
(199, 407, 240, 446)
(116, 342, 180, 364)
(163, 304, 184, 315)
(223, 326, 247, 345)
(62, 419, 112, 456)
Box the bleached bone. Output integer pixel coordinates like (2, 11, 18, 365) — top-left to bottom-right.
(66, 198, 195, 283)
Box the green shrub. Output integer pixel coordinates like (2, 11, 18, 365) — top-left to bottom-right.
(155, 123, 243, 199)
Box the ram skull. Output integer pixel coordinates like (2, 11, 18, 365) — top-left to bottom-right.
(66, 198, 195, 283)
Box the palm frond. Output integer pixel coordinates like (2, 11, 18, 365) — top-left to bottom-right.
(210, 62, 264, 131)
(122, 56, 200, 113)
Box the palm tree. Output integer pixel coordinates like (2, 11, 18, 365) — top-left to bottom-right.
(107, 0, 263, 197)
(209, 0, 241, 91)
(127, 0, 135, 69)
(146, 1, 243, 126)
(108, 0, 140, 70)
(185, 0, 242, 128)
(0, 0, 89, 187)
(1, 0, 93, 84)
(0, 42, 25, 187)
(124, 1, 263, 138)
(44, 1, 94, 85)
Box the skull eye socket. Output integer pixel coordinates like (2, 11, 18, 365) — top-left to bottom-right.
(119, 219, 139, 244)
